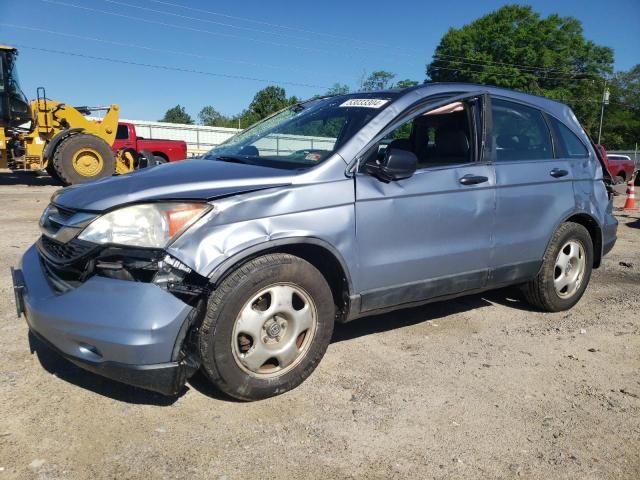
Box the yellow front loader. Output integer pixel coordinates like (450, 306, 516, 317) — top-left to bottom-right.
(1, 45, 136, 185)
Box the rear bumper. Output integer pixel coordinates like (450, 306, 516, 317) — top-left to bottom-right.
(14, 244, 198, 395)
(602, 208, 618, 258)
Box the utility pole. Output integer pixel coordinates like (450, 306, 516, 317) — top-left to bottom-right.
(597, 80, 610, 145)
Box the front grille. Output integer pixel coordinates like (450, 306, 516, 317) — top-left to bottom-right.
(39, 257, 80, 293)
(37, 235, 97, 265)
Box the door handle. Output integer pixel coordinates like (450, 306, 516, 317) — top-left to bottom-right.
(550, 168, 569, 178)
(459, 174, 489, 185)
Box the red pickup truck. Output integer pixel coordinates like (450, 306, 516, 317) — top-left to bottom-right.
(112, 122, 187, 163)
(595, 144, 636, 184)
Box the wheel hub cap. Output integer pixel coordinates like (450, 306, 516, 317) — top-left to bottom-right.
(72, 148, 103, 177)
(231, 283, 318, 378)
(553, 240, 586, 298)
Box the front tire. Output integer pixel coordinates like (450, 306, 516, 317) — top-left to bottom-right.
(523, 222, 593, 312)
(198, 254, 335, 401)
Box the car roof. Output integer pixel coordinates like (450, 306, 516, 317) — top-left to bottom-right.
(354, 83, 584, 139)
(327, 83, 573, 120)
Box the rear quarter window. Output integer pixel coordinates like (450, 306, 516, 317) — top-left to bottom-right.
(549, 118, 589, 158)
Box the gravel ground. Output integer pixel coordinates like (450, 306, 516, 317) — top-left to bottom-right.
(0, 170, 638, 479)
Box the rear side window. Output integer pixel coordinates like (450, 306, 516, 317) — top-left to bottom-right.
(549, 118, 589, 158)
(492, 99, 553, 161)
(116, 124, 129, 140)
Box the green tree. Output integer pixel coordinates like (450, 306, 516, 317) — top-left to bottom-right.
(601, 65, 640, 149)
(249, 86, 296, 118)
(159, 105, 193, 124)
(326, 83, 350, 95)
(395, 79, 419, 89)
(361, 71, 396, 91)
(425, 5, 613, 133)
(198, 106, 229, 127)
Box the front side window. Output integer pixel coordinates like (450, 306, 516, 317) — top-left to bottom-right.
(550, 117, 588, 158)
(363, 101, 474, 169)
(203, 95, 396, 170)
(492, 98, 553, 161)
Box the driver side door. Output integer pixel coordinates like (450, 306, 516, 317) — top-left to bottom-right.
(354, 93, 496, 313)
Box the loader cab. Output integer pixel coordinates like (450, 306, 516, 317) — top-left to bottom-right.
(0, 46, 32, 128)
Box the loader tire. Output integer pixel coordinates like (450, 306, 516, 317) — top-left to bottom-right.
(45, 161, 63, 185)
(52, 134, 115, 185)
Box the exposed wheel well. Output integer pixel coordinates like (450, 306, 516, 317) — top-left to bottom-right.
(618, 171, 626, 180)
(152, 152, 169, 161)
(565, 214, 602, 268)
(215, 243, 351, 321)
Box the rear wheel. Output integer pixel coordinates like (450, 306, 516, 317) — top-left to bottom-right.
(198, 253, 335, 401)
(52, 134, 115, 185)
(522, 222, 593, 312)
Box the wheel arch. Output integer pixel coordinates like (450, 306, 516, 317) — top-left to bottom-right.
(152, 151, 169, 162)
(562, 212, 603, 268)
(208, 238, 354, 321)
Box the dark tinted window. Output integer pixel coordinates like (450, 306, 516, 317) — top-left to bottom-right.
(550, 118, 588, 158)
(492, 99, 553, 161)
(116, 124, 129, 140)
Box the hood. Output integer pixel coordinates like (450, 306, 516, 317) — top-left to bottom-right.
(52, 159, 293, 212)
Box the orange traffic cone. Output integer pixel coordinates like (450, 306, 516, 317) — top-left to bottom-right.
(623, 180, 638, 211)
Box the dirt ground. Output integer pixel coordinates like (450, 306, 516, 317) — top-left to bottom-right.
(0, 170, 638, 479)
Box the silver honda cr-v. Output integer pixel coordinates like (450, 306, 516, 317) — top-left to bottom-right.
(12, 84, 618, 400)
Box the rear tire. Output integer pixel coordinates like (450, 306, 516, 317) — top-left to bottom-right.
(522, 222, 593, 312)
(45, 161, 62, 184)
(198, 253, 335, 401)
(52, 134, 115, 185)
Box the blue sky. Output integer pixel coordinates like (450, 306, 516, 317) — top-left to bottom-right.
(1, 0, 638, 121)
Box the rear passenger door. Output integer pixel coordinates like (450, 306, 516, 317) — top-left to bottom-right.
(489, 97, 574, 285)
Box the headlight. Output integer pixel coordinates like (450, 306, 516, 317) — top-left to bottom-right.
(78, 202, 211, 248)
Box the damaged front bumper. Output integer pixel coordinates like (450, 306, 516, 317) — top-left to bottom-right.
(14, 245, 201, 395)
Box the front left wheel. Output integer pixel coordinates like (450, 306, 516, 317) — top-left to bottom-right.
(198, 253, 335, 401)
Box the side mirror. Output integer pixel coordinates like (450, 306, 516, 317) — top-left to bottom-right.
(366, 148, 417, 182)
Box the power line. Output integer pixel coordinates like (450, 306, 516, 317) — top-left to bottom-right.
(141, 0, 607, 78)
(431, 55, 588, 77)
(428, 63, 602, 82)
(145, 0, 418, 54)
(38, 0, 610, 82)
(40, 0, 353, 57)
(432, 53, 586, 75)
(102, 0, 415, 57)
(14, 44, 331, 89)
(0, 22, 338, 79)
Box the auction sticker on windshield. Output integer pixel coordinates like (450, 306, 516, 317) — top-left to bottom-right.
(340, 99, 389, 108)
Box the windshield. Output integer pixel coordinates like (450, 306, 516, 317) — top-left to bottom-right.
(203, 95, 394, 170)
(3, 50, 27, 99)
(0, 49, 31, 126)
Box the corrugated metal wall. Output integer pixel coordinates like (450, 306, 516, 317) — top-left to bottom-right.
(122, 119, 241, 156)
